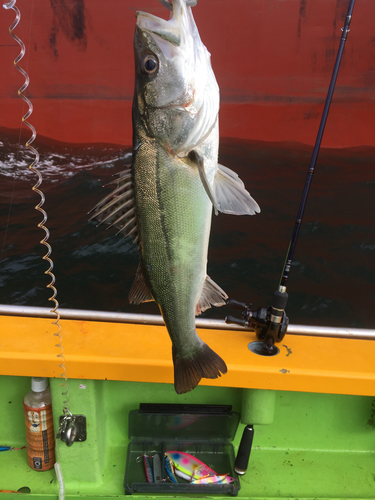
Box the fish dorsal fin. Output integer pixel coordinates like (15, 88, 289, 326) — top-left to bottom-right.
(129, 263, 154, 304)
(195, 276, 228, 315)
(188, 150, 219, 215)
(214, 163, 261, 216)
(89, 166, 139, 245)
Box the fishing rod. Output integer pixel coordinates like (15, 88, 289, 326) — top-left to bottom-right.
(226, 0, 356, 355)
(226, 0, 356, 477)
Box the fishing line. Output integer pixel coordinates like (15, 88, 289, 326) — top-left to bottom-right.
(3, 0, 70, 413)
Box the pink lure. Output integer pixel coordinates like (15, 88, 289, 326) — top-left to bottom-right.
(191, 474, 235, 485)
(165, 451, 217, 480)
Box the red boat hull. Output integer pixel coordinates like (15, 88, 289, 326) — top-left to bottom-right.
(1, 0, 374, 147)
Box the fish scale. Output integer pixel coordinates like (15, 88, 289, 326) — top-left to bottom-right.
(133, 136, 211, 344)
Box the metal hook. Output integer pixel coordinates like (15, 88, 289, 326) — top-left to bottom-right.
(64, 419, 77, 447)
(157, 0, 172, 10)
(136, 450, 158, 463)
(63, 408, 73, 418)
(157, 0, 197, 10)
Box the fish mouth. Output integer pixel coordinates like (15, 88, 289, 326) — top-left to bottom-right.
(136, 11, 181, 49)
(136, 0, 196, 56)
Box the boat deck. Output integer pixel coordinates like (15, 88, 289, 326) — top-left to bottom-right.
(0, 311, 374, 499)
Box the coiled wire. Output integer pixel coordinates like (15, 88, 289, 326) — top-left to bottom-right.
(3, 0, 70, 413)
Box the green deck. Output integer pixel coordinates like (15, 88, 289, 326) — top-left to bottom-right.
(1, 375, 374, 499)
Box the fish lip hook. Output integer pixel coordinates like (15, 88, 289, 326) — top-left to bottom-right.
(157, 0, 172, 11)
(136, 450, 158, 463)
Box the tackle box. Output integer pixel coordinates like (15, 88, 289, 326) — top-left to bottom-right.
(124, 403, 241, 495)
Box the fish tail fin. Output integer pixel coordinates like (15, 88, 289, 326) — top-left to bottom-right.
(172, 344, 227, 394)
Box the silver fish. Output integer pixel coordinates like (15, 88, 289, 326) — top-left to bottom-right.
(91, 0, 260, 394)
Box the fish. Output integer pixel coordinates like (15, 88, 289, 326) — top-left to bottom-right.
(90, 0, 260, 394)
(165, 451, 217, 480)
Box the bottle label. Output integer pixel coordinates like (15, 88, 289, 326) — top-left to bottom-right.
(27, 409, 41, 433)
(23, 403, 55, 471)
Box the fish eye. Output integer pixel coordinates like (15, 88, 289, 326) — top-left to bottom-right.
(141, 55, 159, 76)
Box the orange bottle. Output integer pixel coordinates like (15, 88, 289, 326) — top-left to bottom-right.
(23, 377, 55, 471)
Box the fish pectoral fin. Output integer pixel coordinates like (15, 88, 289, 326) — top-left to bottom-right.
(214, 163, 261, 215)
(188, 150, 220, 216)
(89, 166, 139, 245)
(195, 276, 228, 315)
(128, 264, 154, 304)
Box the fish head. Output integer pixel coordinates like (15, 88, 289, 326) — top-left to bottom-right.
(134, 0, 219, 155)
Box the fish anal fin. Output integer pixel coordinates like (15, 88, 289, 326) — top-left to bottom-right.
(128, 264, 154, 305)
(195, 275, 228, 315)
(173, 344, 227, 394)
(214, 163, 261, 215)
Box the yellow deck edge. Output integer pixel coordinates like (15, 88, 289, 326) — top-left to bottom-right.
(1, 314, 374, 396)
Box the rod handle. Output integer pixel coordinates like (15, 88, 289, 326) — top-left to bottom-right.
(227, 299, 248, 310)
(234, 424, 254, 475)
(225, 315, 247, 327)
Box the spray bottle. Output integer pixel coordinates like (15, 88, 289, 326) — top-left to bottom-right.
(23, 377, 55, 471)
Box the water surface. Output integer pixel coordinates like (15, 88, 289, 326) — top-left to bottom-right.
(1, 129, 374, 328)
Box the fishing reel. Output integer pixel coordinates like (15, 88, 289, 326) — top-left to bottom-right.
(225, 290, 289, 355)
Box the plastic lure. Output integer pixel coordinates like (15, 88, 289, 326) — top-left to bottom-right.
(164, 455, 178, 483)
(175, 469, 193, 481)
(142, 455, 154, 483)
(165, 451, 217, 480)
(153, 453, 162, 483)
(191, 474, 235, 485)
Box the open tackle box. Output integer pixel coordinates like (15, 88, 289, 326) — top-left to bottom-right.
(124, 403, 241, 495)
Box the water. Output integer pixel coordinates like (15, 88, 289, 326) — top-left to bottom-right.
(1, 129, 374, 328)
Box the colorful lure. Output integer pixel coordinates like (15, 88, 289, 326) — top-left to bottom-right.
(164, 455, 178, 483)
(175, 469, 194, 481)
(191, 474, 235, 485)
(165, 451, 217, 480)
(142, 455, 154, 483)
(153, 453, 162, 483)
(138, 453, 164, 483)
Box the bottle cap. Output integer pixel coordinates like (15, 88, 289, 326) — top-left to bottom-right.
(31, 377, 48, 392)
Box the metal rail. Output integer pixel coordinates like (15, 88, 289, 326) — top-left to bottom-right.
(0, 304, 374, 340)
